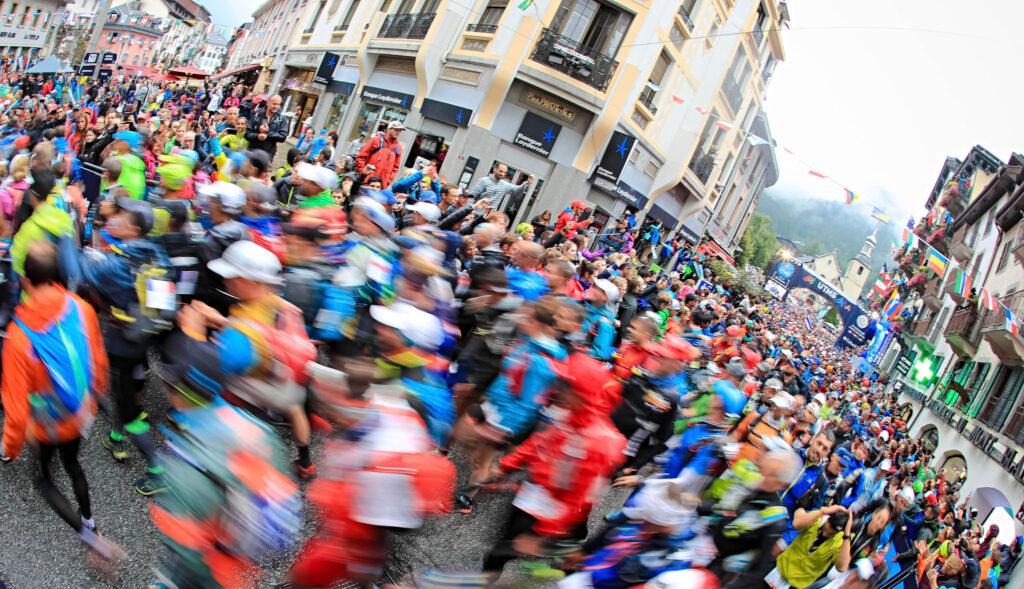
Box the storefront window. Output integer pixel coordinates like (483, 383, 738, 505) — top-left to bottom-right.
(404, 133, 448, 168)
(349, 102, 409, 141)
(325, 93, 351, 135)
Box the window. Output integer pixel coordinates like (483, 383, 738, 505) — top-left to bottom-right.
(550, 0, 633, 58)
(857, 266, 864, 275)
(669, 23, 686, 50)
(979, 366, 1024, 430)
(678, 0, 698, 28)
(630, 108, 649, 129)
(477, 0, 507, 25)
(704, 14, 719, 50)
(638, 51, 670, 113)
(336, 0, 360, 30)
(985, 206, 997, 236)
(304, 0, 327, 33)
(998, 239, 1014, 273)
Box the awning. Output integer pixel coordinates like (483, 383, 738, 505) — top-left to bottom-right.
(647, 204, 677, 229)
(167, 66, 211, 78)
(698, 240, 735, 266)
(209, 63, 261, 81)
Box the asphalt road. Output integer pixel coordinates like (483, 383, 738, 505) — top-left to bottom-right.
(0, 365, 631, 589)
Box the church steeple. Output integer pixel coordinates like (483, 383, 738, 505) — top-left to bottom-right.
(856, 221, 880, 265)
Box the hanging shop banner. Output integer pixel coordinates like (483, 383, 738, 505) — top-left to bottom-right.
(97, 68, 113, 82)
(361, 85, 414, 108)
(313, 52, 341, 85)
(78, 65, 96, 77)
(83, 52, 99, 65)
(514, 111, 561, 158)
(769, 262, 873, 349)
(101, 52, 117, 65)
(594, 130, 636, 184)
(421, 98, 473, 128)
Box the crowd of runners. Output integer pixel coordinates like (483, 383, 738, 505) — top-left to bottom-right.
(0, 68, 1020, 589)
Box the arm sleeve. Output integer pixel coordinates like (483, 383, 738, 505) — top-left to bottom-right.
(438, 204, 473, 231)
(268, 117, 288, 142)
(591, 319, 616, 361)
(215, 327, 260, 375)
(389, 170, 424, 194)
(244, 117, 260, 142)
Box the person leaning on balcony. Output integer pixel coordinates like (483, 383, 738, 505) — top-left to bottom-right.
(468, 162, 534, 213)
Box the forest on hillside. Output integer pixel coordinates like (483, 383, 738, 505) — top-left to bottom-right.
(754, 190, 901, 291)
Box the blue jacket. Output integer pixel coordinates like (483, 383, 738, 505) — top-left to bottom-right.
(390, 170, 440, 203)
(484, 335, 566, 436)
(582, 302, 617, 361)
(60, 237, 170, 315)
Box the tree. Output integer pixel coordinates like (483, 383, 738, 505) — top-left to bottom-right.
(803, 239, 825, 256)
(737, 213, 780, 270)
(823, 306, 841, 327)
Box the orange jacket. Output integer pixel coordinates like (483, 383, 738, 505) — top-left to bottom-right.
(2, 286, 108, 458)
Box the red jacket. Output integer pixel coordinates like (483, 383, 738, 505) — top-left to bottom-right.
(554, 209, 590, 239)
(355, 132, 402, 187)
(500, 408, 625, 537)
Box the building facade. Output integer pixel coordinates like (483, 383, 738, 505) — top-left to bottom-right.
(238, 0, 784, 240)
(223, 0, 313, 95)
(0, 0, 66, 60)
(880, 147, 1024, 548)
(94, 8, 166, 68)
(197, 29, 227, 73)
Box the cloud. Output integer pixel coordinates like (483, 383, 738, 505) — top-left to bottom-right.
(205, 3, 255, 27)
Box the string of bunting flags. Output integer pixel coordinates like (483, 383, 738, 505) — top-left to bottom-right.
(2, 10, 263, 41)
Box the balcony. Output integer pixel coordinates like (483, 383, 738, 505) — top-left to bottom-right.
(466, 23, 498, 33)
(1014, 222, 1024, 267)
(911, 313, 933, 342)
(638, 92, 658, 115)
(689, 149, 716, 185)
(529, 28, 619, 92)
(378, 12, 436, 39)
(950, 225, 976, 265)
(921, 277, 943, 310)
(981, 290, 1024, 365)
(721, 74, 744, 114)
(945, 306, 982, 358)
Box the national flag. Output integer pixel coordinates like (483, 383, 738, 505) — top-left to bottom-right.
(671, 95, 684, 104)
(844, 188, 858, 205)
(871, 207, 891, 223)
(1006, 307, 1019, 336)
(883, 290, 902, 320)
(901, 226, 918, 249)
(695, 106, 709, 115)
(715, 120, 734, 132)
(979, 288, 998, 312)
(926, 247, 948, 276)
(517, 0, 533, 9)
(953, 268, 972, 298)
(747, 134, 769, 146)
(804, 316, 814, 331)
(808, 169, 828, 179)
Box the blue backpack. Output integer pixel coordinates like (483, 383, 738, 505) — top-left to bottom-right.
(12, 296, 93, 427)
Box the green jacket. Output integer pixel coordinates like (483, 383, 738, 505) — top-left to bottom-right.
(118, 153, 147, 201)
(777, 517, 845, 589)
(12, 200, 74, 275)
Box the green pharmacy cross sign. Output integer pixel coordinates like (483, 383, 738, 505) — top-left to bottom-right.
(911, 355, 939, 386)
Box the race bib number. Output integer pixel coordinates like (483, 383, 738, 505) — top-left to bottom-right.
(146, 278, 176, 311)
(512, 481, 565, 521)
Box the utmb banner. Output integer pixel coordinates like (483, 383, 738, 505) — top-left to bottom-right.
(769, 262, 876, 350)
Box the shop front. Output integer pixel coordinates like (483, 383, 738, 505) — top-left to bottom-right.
(348, 85, 414, 142)
(281, 69, 321, 137)
(316, 63, 359, 137)
(403, 98, 475, 170)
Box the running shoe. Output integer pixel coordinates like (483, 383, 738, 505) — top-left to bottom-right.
(455, 493, 474, 514)
(101, 436, 128, 462)
(134, 474, 169, 496)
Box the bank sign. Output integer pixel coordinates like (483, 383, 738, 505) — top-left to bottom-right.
(361, 86, 414, 109)
(514, 111, 561, 158)
(594, 131, 636, 183)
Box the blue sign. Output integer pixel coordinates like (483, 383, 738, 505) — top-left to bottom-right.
(776, 261, 795, 280)
(514, 111, 561, 158)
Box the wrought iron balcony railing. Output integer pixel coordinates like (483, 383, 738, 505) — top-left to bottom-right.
(466, 23, 498, 33)
(379, 12, 436, 39)
(529, 28, 619, 92)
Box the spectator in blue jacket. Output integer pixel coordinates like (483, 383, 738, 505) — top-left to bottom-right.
(581, 278, 620, 361)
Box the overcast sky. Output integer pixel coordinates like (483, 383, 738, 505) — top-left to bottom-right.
(763, 0, 1024, 222)
(203, 0, 1024, 224)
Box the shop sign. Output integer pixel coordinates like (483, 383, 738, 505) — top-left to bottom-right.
(421, 98, 472, 128)
(313, 51, 341, 85)
(78, 65, 96, 77)
(677, 217, 703, 245)
(97, 68, 113, 82)
(592, 176, 648, 209)
(101, 52, 117, 65)
(361, 85, 414, 109)
(522, 88, 577, 124)
(83, 52, 99, 65)
(514, 111, 561, 158)
(594, 130, 635, 184)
